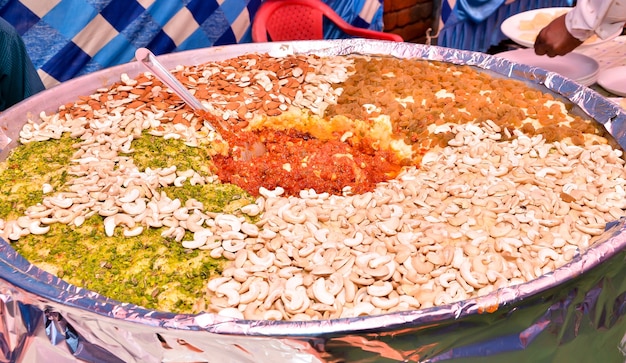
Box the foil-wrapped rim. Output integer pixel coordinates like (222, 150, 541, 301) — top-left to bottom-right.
(0, 39, 625, 336)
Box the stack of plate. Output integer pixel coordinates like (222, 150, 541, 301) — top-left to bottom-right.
(496, 49, 600, 86)
(597, 66, 626, 97)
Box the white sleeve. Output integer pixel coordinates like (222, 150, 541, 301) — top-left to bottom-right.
(565, 0, 626, 40)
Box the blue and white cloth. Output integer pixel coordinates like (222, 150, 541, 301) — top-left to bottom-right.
(0, 0, 383, 88)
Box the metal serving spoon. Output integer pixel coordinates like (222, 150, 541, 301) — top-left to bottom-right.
(134, 47, 223, 133)
(135, 47, 266, 160)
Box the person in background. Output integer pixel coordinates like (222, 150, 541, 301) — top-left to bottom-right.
(0, 17, 45, 111)
(534, 0, 626, 57)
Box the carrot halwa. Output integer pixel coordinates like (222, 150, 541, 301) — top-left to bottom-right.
(212, 127, 405, 197)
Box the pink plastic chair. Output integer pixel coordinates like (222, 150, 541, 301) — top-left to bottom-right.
(252, 0, 403, 42)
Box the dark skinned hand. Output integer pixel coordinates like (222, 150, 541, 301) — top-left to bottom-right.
(534, 14, 584, 57)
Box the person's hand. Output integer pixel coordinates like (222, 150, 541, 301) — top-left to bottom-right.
(534, 14, 583, 57)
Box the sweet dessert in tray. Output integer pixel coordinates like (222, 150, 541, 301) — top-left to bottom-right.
(1, 52, 624, 320)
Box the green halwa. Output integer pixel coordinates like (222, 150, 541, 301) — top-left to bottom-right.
(1, 133, 254, 313)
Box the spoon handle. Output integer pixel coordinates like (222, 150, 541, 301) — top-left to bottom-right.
(135, 48, 207, 112)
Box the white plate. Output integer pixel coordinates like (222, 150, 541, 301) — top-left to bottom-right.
(497, 49, 599, 86)
(501, 7, 622, 48)
(597, 66, 626, 97)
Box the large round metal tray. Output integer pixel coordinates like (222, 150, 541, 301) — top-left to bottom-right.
(0, 40, 625, 363)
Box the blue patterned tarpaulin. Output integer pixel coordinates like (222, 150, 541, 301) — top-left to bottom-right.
(0, 0, 383, 88)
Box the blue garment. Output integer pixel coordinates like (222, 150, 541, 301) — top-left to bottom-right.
(456, 0, 506, 22)
(438, 0, 574, 52)
(323, 0, 383, 38)
(0, 17, 45, 111)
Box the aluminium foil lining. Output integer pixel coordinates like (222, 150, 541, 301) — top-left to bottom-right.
(0, 39, 625, 363)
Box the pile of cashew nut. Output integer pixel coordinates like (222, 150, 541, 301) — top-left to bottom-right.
(203, 121, 626, 320)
